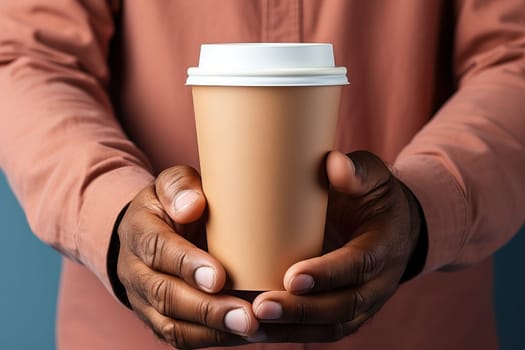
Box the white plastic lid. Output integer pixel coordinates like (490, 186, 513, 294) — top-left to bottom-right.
(186, 43, 349, 86)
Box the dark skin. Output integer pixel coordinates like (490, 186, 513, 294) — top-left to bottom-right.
(117, 150, 422, 348)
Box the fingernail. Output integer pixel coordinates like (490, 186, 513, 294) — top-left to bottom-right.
(224, 308, 249, 334)
(255, 301, 282, 320)
(290, 274, 314, 293)
(173, 190, 200, 212)
(193, 266, 216, 291)
(246, 329, 267, 342)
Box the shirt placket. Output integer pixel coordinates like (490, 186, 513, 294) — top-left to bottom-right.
(261, 0, 302, 42)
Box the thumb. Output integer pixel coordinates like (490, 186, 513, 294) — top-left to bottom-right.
(326, 150, 391, 196)
(155, 166, 207, 224)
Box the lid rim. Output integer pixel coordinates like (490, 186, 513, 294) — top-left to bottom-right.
(186, 75, 350, 86)
(187, 67, 347, 77)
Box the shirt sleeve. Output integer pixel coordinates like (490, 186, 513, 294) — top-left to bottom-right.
(393, 0, 525, 273)
(0, 1, 155, 293)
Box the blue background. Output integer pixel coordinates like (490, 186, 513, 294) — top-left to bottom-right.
(0, 171, 524, 349)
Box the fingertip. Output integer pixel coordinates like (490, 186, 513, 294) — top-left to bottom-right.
(193, 259, 227, 294)
(327, 151, 355, 171)
(213, 263, 227, 292)
(155, 165, 206, 224)
(173, 189, 201, 212)
(225, 307, 260, 337)
(193, 265, 218, 292)
(283, 263, 315, 294)
(284, 273, 315, 294)
(327, 151, 357, 193)
(283, 266, 298, 291)
(291, 274, 315, 293)
(171, 189, 206, 223)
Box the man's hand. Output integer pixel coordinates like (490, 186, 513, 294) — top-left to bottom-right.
(251, 150, 423, 342)
(116, 166, 260, 349)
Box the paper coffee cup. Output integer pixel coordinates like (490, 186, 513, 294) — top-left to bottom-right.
(187, 43, 348, 290)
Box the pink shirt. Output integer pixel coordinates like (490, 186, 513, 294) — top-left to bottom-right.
(1, 1, 524, 349)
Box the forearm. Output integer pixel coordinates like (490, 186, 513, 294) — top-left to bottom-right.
(395, 72, 525, 271)
(0, 1, 154, 292)
(393, 0, 525, 271)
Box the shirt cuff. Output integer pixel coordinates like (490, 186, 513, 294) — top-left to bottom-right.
(107, 202, 133, 308)
(77, 166, 154, 295)
(392, 155, 468, 274)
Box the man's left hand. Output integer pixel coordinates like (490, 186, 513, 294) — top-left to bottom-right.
(251, 150, 423, 342)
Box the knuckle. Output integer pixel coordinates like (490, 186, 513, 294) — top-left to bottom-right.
(142, 232, 164, 269)
(348, 253, 366, 285)
(331, 323, 346, 342)
(197, 300, 213, 327)
(369, 199, 394, 217)
(158, 319, 179, 347)
(350, 290, 366, 320)
(347, 247, 380, 285)
(360, 250, 378, 280)
(158, 166, 199, 193)
(129, 270, 147, 293)
(129, 269, 155, 300)
(158, 166, 184, 186)
(327, 265, 338, 290)
(154, 318, 173, 342)
(149, 277, 170, 315)
(174, 247, 190, 277)
(133, 187, 160, 214)
(295, 301, 309, 323)
(162, 321, 190, 349)
(342, 320, 359, 336)
(211, 328, 229, 346)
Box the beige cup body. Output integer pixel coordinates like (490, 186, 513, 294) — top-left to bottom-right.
(193, 86, 341, 290)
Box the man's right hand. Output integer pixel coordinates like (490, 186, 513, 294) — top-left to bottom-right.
(116, 166, 260, 348)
